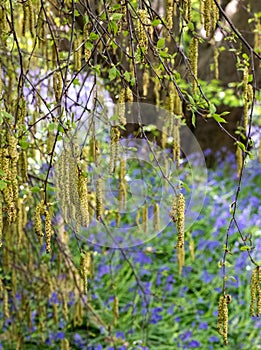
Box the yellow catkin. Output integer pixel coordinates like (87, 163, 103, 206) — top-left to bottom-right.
(3, 288, 10, 319)
(250, 266, 261, 317)
(118, 90, 127, 125)
(28, 0, 34, 36)
(44, 207, 52, 253)
(153, 203, 160, 231)
(77, 171, 89, 227)
(73, 298, 83, 327)
(74, 37, 82, 71)
(137, 9, 150, 54)
(254, 20, 261, 56)
(177, 245, 185, 275)
(189, 37, 198, 94)
(80, 251, 90, 294)
(61, 338, 70, 350)
(22, 1, 28, 36)
(166, 0, 173, 30)
(172, 117, 180, 166)
(204, 0, 211, 37)
(214, 47, 219, 80)
(243, 66, 249, 131)
(143, 70, 150, 97)
(53, 71, 63, 101)
(96, 177, 103, 220)
(34, 200, 45, 240)
(110, 126, 121, 174)
(183, 0, 192, 23)
(113, 295, 119, 326)
(176, 193, 185, 249)
(142, 205, 148, 233)
(217, 294, 229, 345)
(62, 294, 69, 322)
(236, 145, 243, 178)
(0, 197, 2, 247)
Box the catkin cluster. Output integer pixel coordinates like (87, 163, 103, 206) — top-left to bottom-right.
(250, 266, 261, 317)
(1, 133, 19, 223)
(202, 0, 219, 37)
(217, 294, 230, 345)
(22, 0, 34, 36)
(183, 0, 192, 23)
(137, 9, 150, 54)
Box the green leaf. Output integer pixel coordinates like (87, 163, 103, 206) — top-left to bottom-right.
(85, 41, 93, 51)
(157, 38, 165, 49)
(110, 13, 123, 21)
(89, 32, 99, 41)
(240, 245, 252, 251)
(31, 186, 41, 193)
(124, 71, 131, 82)
(191, 111, 196, 128)
(236, 141, 246, 152)
(209, 103, 216, 114)
(151, 19, 161, 26)
(212, 114, 227, 123)
(109, 66, 117, 81)
(19, 140, 29, 149)
(0, 180, 7, 191)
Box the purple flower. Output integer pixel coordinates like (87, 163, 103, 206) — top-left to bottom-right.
(188, 340, 201, 348)
(199, 322, 208, 330)
(208, 335, 219, 343)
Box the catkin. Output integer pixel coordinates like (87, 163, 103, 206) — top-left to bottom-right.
(109, 126, 121, 174)
(34, 200, 45, 240)
(153, 203, 160, 231)
(217, 294, 229, 345)
(137, 9, 150, 54)
(143, 70, 150, 97)
(61, 338, 70, 350)
(113, 295, 119, 326)
(142, 205, 148, 233)
(176, 193, 185, 248)
(80, 251, 90, 294)
(53, 71, 63, 101)
(243, 66, 249, 131)
(3, 288, 10, 319)
(236, 145, 243, 178)
(166, 0, 173, 30)
(96, 177, 103, 220)
(189, 37, 198, 94)
(0, 197, 2, 247)
(77, 171, 89, 227)
(74, 37, 82, 71)
(250, 266, 261, 317)
(44, 207, 52, 253)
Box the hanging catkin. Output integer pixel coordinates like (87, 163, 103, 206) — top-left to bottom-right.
(250, 266, 261, 317)
(96, 177, 103, 220)
(217, 294, 229, 345)
(189, 37, 198, 94)
(236, 145, 243, 178)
